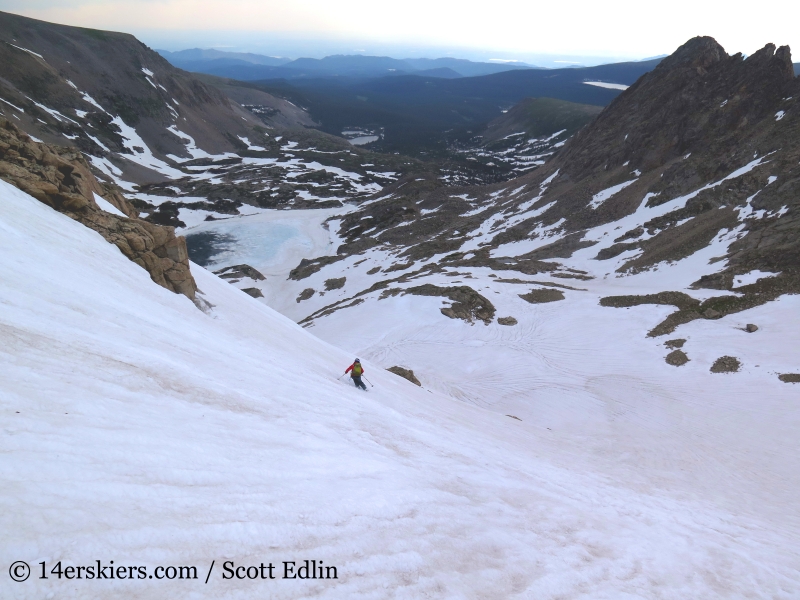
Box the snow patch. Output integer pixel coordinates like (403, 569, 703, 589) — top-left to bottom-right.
(583, 81, 629, 90)
(589, 179, 637, 209)
(92, 192, 126, 217)
(9, 43, 44, 59)
(733, 270, 780, 288)
(0, 97, 24, 113)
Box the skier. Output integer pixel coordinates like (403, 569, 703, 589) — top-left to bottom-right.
(345, 358, 367, 390)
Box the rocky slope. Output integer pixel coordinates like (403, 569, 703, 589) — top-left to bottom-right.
(0, 11, 421, 223)
(275, 37, 798, 335)
(0, 117, 196, 298)
(440, 97, 604, 185)
(0, 11, 261, 173)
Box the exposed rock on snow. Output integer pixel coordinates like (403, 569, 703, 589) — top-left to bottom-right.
(387, 366, 422, 386)
(497, 316, 518, 325)
(778, 373, 800, 383)
(665, 338, 686, 349)
(324, 277, 346, 291)
(710, 355, 742, 373)
(213, 264, 266, 281)
(290, 255, 346, 280)
(519, 288, 565, 303)
(296, 287, 315, 302)
(598, 290, 784, 337)
(666, 349, 690, 366)
(746, 323, 759, 333)
(405, 284, 496, 325)
(241, 287, 263, 298)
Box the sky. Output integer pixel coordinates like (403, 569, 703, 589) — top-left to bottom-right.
(2, 0, 799, 62)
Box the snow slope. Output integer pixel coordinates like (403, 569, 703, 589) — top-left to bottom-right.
(1, 181, 799, 598)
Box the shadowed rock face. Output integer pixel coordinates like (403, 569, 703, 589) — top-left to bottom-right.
(0, 118, 197, 299)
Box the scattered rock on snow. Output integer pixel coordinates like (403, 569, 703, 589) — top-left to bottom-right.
(778, 373, 800, 383)
(498, 316, 518, 326)
(296, 288, 315, 303)
(746, 323, 759, 333)
(387, 366, 422, 386)
(666, 350, 690, 366)
(710, 356, 741, 373)
(242, 287, 263, 298)
(665, 338, 686, 349)
(519, 288, 565, 304)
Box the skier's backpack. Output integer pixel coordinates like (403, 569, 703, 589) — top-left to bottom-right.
(352, 363, 363, 376)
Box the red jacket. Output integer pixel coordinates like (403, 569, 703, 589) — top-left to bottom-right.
(345, 363, 365, 376)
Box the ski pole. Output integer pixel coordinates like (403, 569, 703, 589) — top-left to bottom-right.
(338, 373, 346, 380)
(364, 376, 374, 387)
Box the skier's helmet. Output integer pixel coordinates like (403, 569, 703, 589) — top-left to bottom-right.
(355, 358, 360, 363)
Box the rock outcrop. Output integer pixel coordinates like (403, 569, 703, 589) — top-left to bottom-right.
(406, 284, 496, 325)
(387, 366, 422, 387)
(0, 118, 196, 299)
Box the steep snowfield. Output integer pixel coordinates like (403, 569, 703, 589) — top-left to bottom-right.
(1, 180, 799, 598)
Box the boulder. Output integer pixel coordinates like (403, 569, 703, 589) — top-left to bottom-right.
(387, 366, 421, 386)
(745, 323, 759, 333)
(498, 316, 518, 326)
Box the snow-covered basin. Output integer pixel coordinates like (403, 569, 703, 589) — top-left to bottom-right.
(182, 207, 348, 288)
(2, 183, 800, 597)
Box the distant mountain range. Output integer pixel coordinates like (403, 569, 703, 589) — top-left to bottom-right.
(246, 59, 662, 154)
(158, 49, 540, 80)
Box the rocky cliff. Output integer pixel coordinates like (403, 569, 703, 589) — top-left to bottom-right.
(0, 118, 196, 299)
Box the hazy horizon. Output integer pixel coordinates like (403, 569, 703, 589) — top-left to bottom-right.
(2, 0, 798, 65)
(144, 31, 653, 68)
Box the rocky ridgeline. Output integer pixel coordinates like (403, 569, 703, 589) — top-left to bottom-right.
(518, 38, 800, 280)
(0, 118, 196, 299)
